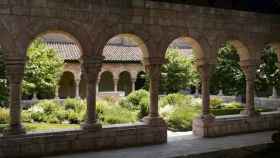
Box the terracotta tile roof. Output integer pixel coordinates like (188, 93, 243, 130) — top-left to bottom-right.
(46, 41, 143, 63)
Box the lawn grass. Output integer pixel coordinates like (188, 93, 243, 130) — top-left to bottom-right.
(0, 123, 80, 133)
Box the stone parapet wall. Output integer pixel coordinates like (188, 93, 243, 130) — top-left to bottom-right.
(211, 95, 280, 110)
(0, 123, 167, 158)
(193, 111, 280, 137)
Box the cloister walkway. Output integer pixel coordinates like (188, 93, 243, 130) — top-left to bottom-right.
(46, 131, 275, 158)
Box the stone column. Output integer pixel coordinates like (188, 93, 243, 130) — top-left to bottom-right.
(143, 58, 166, 126)
(55, 85, 60, 99)
(240, 60, 259, 117)
(131, 78, 136, 92)
(75, 79, 81, 99)
(81, 56, 104, 131)
(114, 78, 118, 92)
(271, 86, 278, 98)
(96, 78, 100, 93)
(197, 62, 215, 120)
(4, 58, 26, 136)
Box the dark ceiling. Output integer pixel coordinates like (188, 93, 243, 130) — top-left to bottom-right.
(151, 0, 280, 14)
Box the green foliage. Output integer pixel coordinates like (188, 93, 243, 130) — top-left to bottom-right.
(160, 48, 199, 93)
(0, 49, 8, 105)
(119, 90, 149, 119)
(160, 94, 201, 131)
(102, 105, 137, 124)
(210, 43, 246, 96)
(22, 39, 64, 98)
(210, 108, 244, 116)
(256, 47, 280, 96)
(0, 108, 9, 124)
(159, 93, 194, 108)
(209, 97, 224, 109)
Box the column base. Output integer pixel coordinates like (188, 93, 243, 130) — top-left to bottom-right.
(81, 122, 102, 131)
(240, 109, 260, 117)
(3, 124, 26, 136)
(143, 116, 166, 127)
(192, 116, 215, 137)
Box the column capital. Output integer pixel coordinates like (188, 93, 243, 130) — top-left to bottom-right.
(5, 58, 26, 84)
(82, 56, 104, 83)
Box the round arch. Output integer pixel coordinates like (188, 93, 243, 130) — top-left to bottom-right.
(99, 71, 114, 92)
(118, 71, 132, 95)
(101, 33, 149, 59)
(19, 19, 92, 57)
(59, 71, 76, 99)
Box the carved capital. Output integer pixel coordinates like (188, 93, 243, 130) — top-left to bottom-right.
(145, 64, 161, 79)
(5, 58, 26, 84)
(82, 56, 104, 83)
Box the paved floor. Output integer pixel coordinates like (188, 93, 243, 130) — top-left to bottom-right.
(46, 131, 275, 158)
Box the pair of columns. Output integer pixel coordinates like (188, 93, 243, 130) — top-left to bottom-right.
(197, 59, 259, 122)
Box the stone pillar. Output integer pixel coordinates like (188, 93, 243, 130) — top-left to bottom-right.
(96, 78, 100, 93)
(143, 58, 166, 126)
(4, 58, 26, 136)
(197, 62, 215, 120)
(240, 60, 259, 117)
(131, 78, 136, 92)
(75, 79, 81, 99)
(218, 89, 223, 96)
(114, 78, 118, 92)
(271, 86, 278, 98)
(55, 85, 59, 99)
(81, 56, 104, 131)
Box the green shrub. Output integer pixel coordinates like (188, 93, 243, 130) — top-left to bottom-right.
(103, 105, 137, 124)
(63, 98, 86, 113)
(223, 102, 243, 109)
(0, 108, 9, 124)
(159, 93, 193, 107)
(138, 97, 149, 119)
(126, 90, 149, 110)
(210, 108, 244, 116)
(22, 111, 32, 123)
(166, 105, 200, 131)
(210, 97, 224, 109)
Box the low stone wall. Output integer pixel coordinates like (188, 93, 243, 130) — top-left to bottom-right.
(0, 123, 167, 158)
(211, 95, 280, 110)
(193, 111, 280, 137)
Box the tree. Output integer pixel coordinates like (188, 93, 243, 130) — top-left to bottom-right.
(255, 47, 280, 96)
(0, 48, 8, 104)
(159, 48, 199, 94)
(22, 40, 64, 99)
(210, 43, 246, 96)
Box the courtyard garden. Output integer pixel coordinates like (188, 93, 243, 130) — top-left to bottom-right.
(0, 90, 272, 133)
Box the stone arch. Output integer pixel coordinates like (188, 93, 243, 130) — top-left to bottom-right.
(100, 33, 149, 59)
(20, 19, 92, 57)
(0, 22, 18, 57)
(118, 71, 132, 95)
(215, 33, 253, 62)
(59, 71, 76, 99)
(163, 29, 211, 63)
(99, 71, 114, 92)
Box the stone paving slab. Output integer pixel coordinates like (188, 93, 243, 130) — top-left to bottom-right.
(46, 131, 275, 158)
